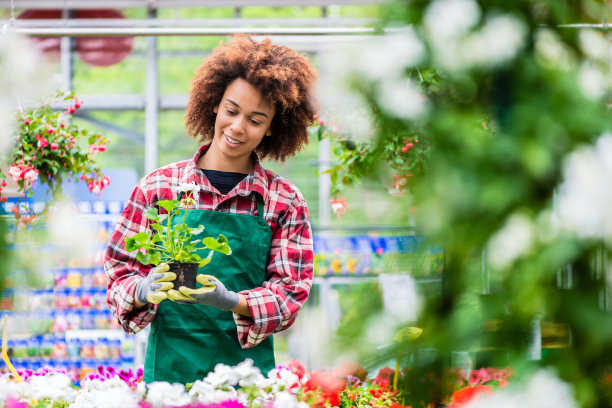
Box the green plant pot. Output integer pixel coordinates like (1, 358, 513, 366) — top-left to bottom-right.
(168, 262, 199, 290)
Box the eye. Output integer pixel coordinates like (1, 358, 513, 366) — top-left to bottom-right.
(250, 118, 263, 126)
(225, 109, 237, 115)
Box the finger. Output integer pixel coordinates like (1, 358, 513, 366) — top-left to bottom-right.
(156, 282, 174, 292)
(179, 285, 215, 296)
(196, 274, 218, 286)
(154, 263, 170, 272)
(167, 289, 193, 301)
(147, 291, 168, 304)
(153, 272, 176, 283)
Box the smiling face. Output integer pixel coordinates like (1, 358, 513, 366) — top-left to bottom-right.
(198, 78, 276, 173)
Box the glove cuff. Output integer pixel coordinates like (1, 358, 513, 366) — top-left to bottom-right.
(219, 291, 240, 312)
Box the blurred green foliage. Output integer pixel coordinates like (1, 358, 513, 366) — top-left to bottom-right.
(321, 0, 612, 406)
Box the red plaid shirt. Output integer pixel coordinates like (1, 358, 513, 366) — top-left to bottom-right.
(104, 144, 314, 349)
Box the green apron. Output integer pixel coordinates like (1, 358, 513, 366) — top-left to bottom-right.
(143, 195, 275, 384)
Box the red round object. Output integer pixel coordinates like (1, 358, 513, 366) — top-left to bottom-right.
(18, 9, 134, 67)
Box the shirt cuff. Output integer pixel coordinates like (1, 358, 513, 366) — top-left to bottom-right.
(233, 290, 280, 349)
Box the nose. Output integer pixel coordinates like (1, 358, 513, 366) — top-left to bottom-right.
(228, 115, 246, 134)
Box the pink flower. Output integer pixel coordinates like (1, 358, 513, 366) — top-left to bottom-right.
(50, 142, 58, 150)
(1, 180, 6, 187)
(24, 169, 39, 183)
(38, 138, 49, 148)
(47, 127, 54, 133)
(24, 119, 31, 125)
(100, 175, 110, 186)
(89, 144, 99, 154)
(98, 144, 107, 152)
(88, 180, 102, 194)
(8, 165, 23, 182)
(330, 198, 347, 221)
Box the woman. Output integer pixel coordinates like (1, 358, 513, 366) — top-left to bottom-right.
(104, 35, 317, 384)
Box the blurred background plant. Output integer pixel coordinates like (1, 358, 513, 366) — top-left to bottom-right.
(318, 0, 612, 407)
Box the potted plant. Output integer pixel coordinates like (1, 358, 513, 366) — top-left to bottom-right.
(123, 186, 231, 289)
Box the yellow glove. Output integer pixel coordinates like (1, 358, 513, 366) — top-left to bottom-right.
(168, 274, 239, 311)
(135, 263, 176, 305)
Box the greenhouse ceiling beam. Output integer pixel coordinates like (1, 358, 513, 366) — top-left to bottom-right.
(0, 0, 380, 8)
(11, 26, 382, 37)
(56, 95, 187, 111)
(5, 17, 375, 28)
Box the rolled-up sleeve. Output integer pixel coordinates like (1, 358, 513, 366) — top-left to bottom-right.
(234, 198, 314, 348)
(104, 179, 158, 334)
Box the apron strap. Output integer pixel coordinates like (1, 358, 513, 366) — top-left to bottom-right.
(255, 193, 265, 219)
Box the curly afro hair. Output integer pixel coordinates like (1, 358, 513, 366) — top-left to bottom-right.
(185, 35, 318, 162)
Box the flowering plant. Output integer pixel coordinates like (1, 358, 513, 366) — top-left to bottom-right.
(124, 183, 231, 267)
(0, 90, 110, 201)
(0, 359, 415, 408)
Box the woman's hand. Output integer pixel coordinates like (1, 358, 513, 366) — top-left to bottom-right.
(168, 274, 239, 311)
(135, 263, 176, 306)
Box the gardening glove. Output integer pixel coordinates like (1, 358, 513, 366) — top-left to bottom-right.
(167, 274, 239, 311)
(135, 263, 177, 305)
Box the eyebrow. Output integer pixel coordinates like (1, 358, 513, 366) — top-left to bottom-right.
(226, 99, 269, 118)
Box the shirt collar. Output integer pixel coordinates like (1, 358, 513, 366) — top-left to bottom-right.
(180, 143, 269, 202)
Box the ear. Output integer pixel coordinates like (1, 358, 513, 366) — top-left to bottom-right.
(213, 105, 219, 114)
(265, 128, 272, 137)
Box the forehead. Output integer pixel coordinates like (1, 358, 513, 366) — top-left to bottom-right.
(222, 78, 275, 114)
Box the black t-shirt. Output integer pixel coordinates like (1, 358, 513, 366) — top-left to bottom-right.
(202, 169, 248, 195)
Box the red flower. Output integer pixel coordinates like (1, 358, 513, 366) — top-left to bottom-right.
(287, 358, 307, 379)
(50, 142, 58, 151)
(449, 385, 494, 407)
(373, 367, 395, 387)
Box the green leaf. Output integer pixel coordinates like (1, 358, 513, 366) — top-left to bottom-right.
(151, 223, 164, 232)
(157, 199, 180, 212)
(151, 233, 162, 243)
(201, 234, 232, 255)
(145, 207, 160, 221)
(132, 231, 150, 243)
(199, 250, 214, 267)
(136, 252, 161, 266)
(189, 225, 204, 235)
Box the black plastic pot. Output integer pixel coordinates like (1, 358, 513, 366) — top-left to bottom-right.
(168, 262, 199, 290)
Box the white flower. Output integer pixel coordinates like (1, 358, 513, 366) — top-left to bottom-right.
(0, 375, 21, 404)
(273, 391, 309, 408)
(70, 377, 140, 408)
(376, 78, 428, 119)
(464, 369, 578, 408)
(523, 370, 578, 408)
(487, 212, 536, 268)
(177, 181, 200, 195)
(462, 14, 526, 68)
(556, 133, 612, 240)
(424, 0, 481, 42)
(145, 381, 193, 408)
(267, 367, 300, 391)
(579, 29, 609, 63)
(189, 380, 239, 404)
(534, 29, 576, 71)
(578, 61, 607, 100)
(353, 28, 425, 83)
(23, 373, 77, 403)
